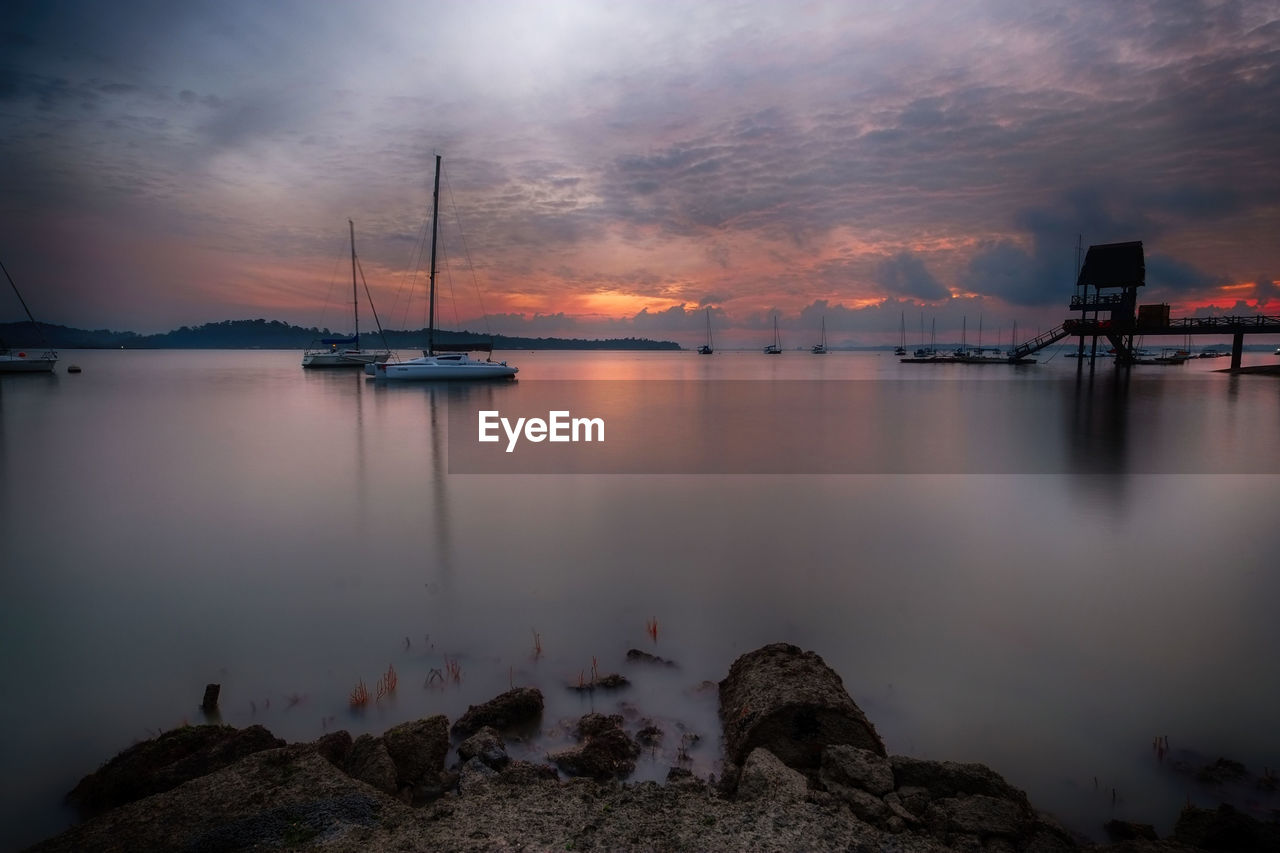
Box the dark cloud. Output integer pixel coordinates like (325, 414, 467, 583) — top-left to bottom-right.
(874, 252, 949, 300)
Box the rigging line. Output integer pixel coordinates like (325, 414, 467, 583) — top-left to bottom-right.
(0, 259, 55, 351)
(441, 164, 493, 337)
(313, 235, 350, 340)
(387, 213, 432, 334)
(354, 256, 392, 352)
(438, 234, 462, 330)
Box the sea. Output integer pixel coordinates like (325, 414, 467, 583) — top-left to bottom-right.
(2, 347, 1279, 849)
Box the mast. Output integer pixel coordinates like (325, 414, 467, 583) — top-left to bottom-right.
(0, 259, 54, 352)
(349, 219, 359, 349)
(427, 154, 442, 356)
(706, 307, 713, 348)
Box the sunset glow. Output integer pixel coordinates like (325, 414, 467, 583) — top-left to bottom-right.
(3, 1, 1279, 348)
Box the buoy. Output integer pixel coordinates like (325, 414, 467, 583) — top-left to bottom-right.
(67, 365, 82, 373)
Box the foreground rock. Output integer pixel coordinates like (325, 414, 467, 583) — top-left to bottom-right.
(65, 724, 284, 817)
(548, 713, 641, 780)
(32, 644, 1280, 852)
(719, 642, 884, 787)
(450, 686, 543, 737)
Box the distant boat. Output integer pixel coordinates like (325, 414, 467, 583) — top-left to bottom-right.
(894, 311, 907, 356)
(810, 316, 827, 354)
(373, 155, 517, 382)
(0, 259, 57, 374)
(763, 315, 782, 354)
(302, 220, 392, 368)
(697, 308, 714, 355)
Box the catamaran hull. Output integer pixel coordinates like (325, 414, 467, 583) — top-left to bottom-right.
(0, 355, 57, 373)
(302, 351, 391, 368)
(374, 362, 517, 381)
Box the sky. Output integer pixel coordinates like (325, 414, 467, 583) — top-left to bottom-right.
(2, 0, 1279, 347)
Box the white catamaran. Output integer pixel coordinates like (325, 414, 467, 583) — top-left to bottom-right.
(302, 220, 392, 368)
(373, 155, 517, 381)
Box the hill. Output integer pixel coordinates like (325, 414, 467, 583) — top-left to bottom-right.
(0, 319, 681, 350)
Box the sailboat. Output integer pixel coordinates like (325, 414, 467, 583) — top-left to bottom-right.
(0, 259, 57, 373)
(763, 315, 782, 354)
(373, 155, 517, 381)
(810, 316, 827, 354)
(894, 311, 907, 356)
(697, 308, 714, 355)
(302, 220, 392, 368)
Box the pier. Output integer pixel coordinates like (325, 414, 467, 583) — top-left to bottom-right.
(1010, 241, 1280, 368)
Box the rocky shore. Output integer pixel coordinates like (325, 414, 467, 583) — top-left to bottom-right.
(29, 644, 1280, 852)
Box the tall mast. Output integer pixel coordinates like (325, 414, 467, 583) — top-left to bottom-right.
(349, 219, 359, 348)
(427, 154, 442, 356)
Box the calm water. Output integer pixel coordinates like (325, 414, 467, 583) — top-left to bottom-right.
(2, 348, 1279, 848)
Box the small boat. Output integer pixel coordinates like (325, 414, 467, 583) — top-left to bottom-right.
(373, 155, 517, 382)
(1198, 348, 1227, 358)
(697, 308, 714, 355)
(894, 311, 907, 356)
(811, 316, 827, 354)
(1134, 348, 1189, 365)
(302, 220, 392, 368)
(0, 259, 57, 373)
(763, 315, 782, 354)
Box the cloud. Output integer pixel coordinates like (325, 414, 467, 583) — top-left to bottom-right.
(874, 252, 949, 300)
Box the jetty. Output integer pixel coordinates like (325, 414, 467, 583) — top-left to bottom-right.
(1008, 241, 1280, 369)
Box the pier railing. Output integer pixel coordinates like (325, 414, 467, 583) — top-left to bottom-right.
(1010, 324, 1070, 360)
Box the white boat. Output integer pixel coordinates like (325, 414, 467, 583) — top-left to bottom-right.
(697, 307, 714, 355)
(763, 315, 782, 354)
(302, 220, 391, 368)
(373, 155, 517, 382)
(0, 259, 57, 373)
(811, 316, 827, 354)
(894, 311, 907, 356)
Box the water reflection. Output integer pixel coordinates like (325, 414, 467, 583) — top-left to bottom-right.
(1065, 370, 1132, 511)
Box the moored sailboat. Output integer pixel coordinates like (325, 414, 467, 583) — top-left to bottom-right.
(0, 259, 57, 373)
(763, 315, 782, 354)
(697, 307, 714, 355)
(373, 155, 517, 381)
(302, 220, 391, 368)
(811, 316, 827, 354)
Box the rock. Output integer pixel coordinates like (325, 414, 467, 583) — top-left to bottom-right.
(548, 713, 641, 780)
(736, 747, 810, 804)
(931, 794, 1029, 838)
(569, 673, 631, 692)
(314, 730, 353, 767)
(882, 792, 922, 826)
(1196, 757, 1249, 786)
(66, 724, 285, 817)
(457, 726, 509, 770)
(458, 756, 498, 793)
(382, 715, 449, 789)
(890, 755, 1030, 803)
(451, 687, 544, 737)
(35, 747, 395, 853)
(895, 785, 932, 818)
(626, 649, 677, 666)
(1104, 819, 1158, 841)
(636, 724, 663, 747)
(718, 644, 884, 788)
(345, 735, 399, 797)
(821, 744, 895, 796)
(667, 766, 694, 782)
(1174, 803, 1280, 851)
(496, 759, 559, 785)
